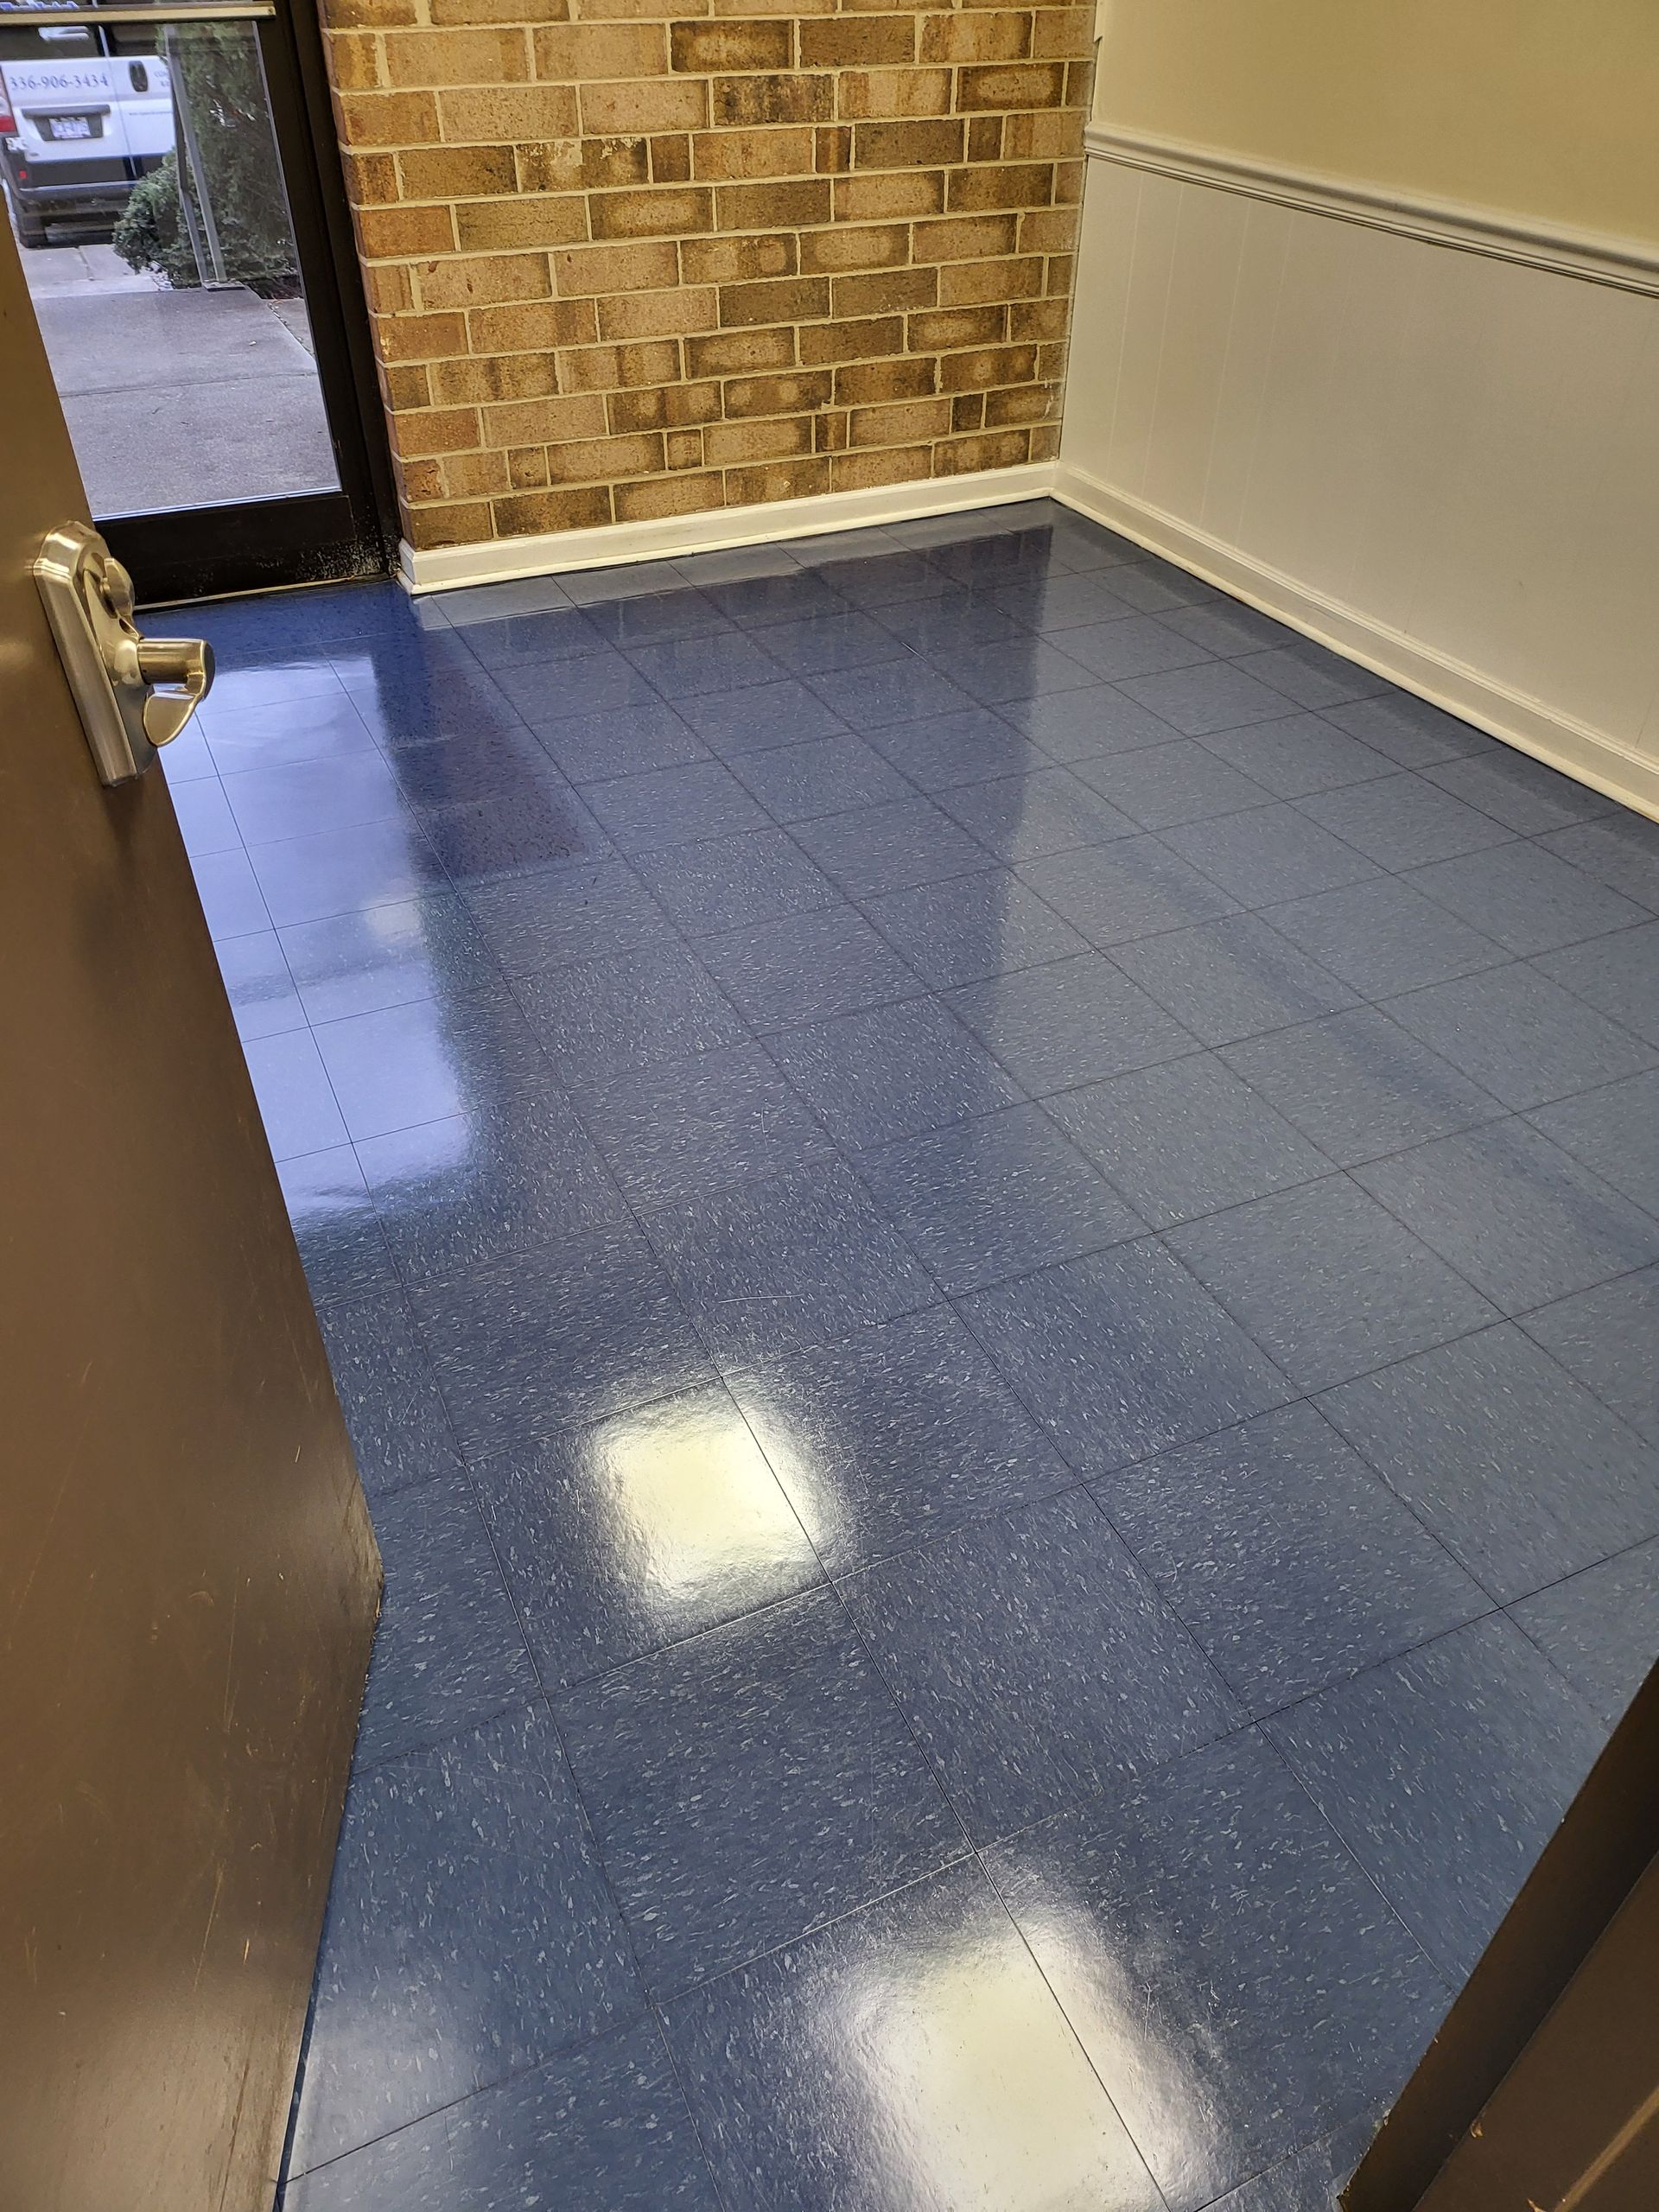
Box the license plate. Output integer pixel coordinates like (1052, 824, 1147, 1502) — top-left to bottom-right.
(46, 114, 95, 139)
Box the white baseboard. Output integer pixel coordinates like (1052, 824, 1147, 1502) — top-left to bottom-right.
(1053, 462, 1659, 824)
(399, 461, 1058, 591)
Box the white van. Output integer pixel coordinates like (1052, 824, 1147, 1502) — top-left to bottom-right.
(1, 16, 173, 247)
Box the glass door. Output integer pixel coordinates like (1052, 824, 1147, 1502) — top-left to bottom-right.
(2, 0, 395, 601)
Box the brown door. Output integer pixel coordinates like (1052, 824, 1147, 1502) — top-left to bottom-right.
(0, 225, 379, 2211)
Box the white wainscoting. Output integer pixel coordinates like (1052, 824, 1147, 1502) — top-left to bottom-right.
(1057, 147, 1659, 819)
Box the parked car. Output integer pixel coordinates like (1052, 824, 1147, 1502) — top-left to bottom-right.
(1, 13, 172, 247)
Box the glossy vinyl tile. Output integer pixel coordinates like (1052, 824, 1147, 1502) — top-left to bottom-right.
(1108, 913, 1359, 1047)
(934, 766, 1139, 864)
(864, 867, 1090, 988)
(791, 793, 991, 898)
(1316, 1324, 1659, 1601)
(312, 989, 553, 1142)
(1262, 875, 1506, 998)
(942, 636, 1098, 706)
(1535, 918, 1659, 1046)
(285, 2019, 721, 2212)
(1520, 1265, 1659, 1443)
(461, 856, 677, 976)
(416, 784, 614, 885)
(315, 1293, 463, 1498)
(1536, 814, 1659, 911)
(289, 1705, 642, 2175)
(1421, 745, 1614, 836)
(453, 603, 607, 668)
(1264, 1616, 1604, 1982)
(247, 814, 451, 930)
(624, 629, 785, 699)
(1320, 691, 1490, 769)
(985, 1729, 1448, 2212)
(726, 733, 915, 823)
(1115, 660, 1295, 737)
(570, 1041, 837, 1208)
(804, 657, 978, 731)
(866, 706, 1049, 791)
(663, 1859, 1164, 2212)
(725, 1304, 1074, 1573)
(1528, 1067, 1659, 1218)
(764, 993, 1023, 1152)
(1052, 615, 1211, 685)
(1103, 1404, 1487, 1717)
(1297, 772, 1515, 870)
(842, 1490, 1242, 1841)
(1003, 684, 1182, 762)
(1235, 639, 1388, 710)
(214, 927, 304, 1039)
(1073, 741, 1273, 830)
(556, 1587, 969, 1992)
(944, 953, 1198, 1094)
(492, 650, 659, 724)
(1160, 802, 1381, 906)
(695, 903, 918, 1031)
(241, 1028, 348, 1160)
(169, 774, 241, 857)
(221, 754, 404, 848)
(755, 607, 907, 675)
(1405, 838, 1648, 957)
(276, 1144, 400, 1307)
(277, 890, 503, 1027)
(632, 826, 837, 936)
(509, 700, 709, 787)
(354, 1472, 537, 1768)
(1194, 713, 1395, 799)
(514, 941, 747, 1074)
(1510, 1540, 1659, 1725)
(581, 759, 772, 852)
(1019, 834, 1238, 947)
(674, 677, 849, 756)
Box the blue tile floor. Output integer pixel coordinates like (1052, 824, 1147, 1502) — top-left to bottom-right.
(168, 499, 1659, 2209)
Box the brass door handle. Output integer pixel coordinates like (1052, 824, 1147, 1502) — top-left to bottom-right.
(34, 521, 215, 785)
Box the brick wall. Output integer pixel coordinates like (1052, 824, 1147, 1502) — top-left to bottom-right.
(318, 0, 1092, 551)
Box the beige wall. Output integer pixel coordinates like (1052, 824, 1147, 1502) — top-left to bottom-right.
(1092, 0, 1659, 244)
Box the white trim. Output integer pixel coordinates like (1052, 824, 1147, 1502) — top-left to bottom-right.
(399, 462, 1058, 592)
(1052, 461, 1659, 824)
(1082, 125, 1659, 298)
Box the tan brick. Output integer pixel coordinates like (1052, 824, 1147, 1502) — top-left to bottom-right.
(951, 391, 984, 429)
(832, 266, 935, 315)
(908, 303, 1006, 349)
(336, 91, 440, 146)
(686, 324, 797, 375)
(398, 143, 517, 199)
(799, 315, 904, 365)
(920, 10, 1030, 61)
(852, 118, 963, 168)
(557, 338, 683, 389)
(416, 252, 551, 310)
(343, 150, 400, 205)
(581, 78, 707, 133)
(609, 380, 722, 429)
(430, 0, 569, 19)
(715, 178, 830, 228)
(532, 22, 666, 76)
(1036, 338, 1068, 378)
(682, 232, 797, 283)
(382, 362, 430, 410)
(1018, 205, 1078, 254)
(507, 446, 550, 489)
(666, 429, 704, 467)
(652, 134, 692, 181)
(984, 379, 1058, 426)
(713, 73, 831, 125)
(724, 457, 830, 505)
(616, 472, 723, 521)
(670, 19, 791, 71)
(553, 238, 679, 294)
(430, 352, 562, 402)
(1002, 106, 1083, 161)
(546, 431, 666, 482)
(705, 415, 812, 465)
(815, 408, 848, 452)
(409, 501, 493, 548)
(397, 457, 447, 504)
(847, 396, 951, 446)
(1032, 4, 1092, 55)
(1010, 296, 1070, 341)
(939, 342, 1038, 390)
(966, 114, 1003, 161)
(721, 368, 832, 417)
(692, 125, 815, 180)
(833, 355, 935, 403)
(946, 162, 1055, 211)
(836, 67, 950, 119)
(437, 86, 578, 141)
(441, 448, 512, 499)
(599, 285, 720, 338)
(362, 262, 414, 315)
(454, 194, 590, 251)
(383, 27, 529, 83)
(832, 444, 930, 490)
(914, 212, 1019, 261)
(798, 15, 914, 64)
(322, 0, 417, 27)
(938, 253, 1044, 304)
(957, 60, 1064, 108)
(1046, 251, 1075, 295)
(933, 427, 1030, 473)
(493, 486, 613, 535)
(817, 124, 852, 172)
(719, 276, 830, 327)
(833, 169, 943, 220)
(374, 309, 467, 361)
(392, 406, 481, 457)
(589, 186, 714, 238)
(511, 138, 648, 194)
(327, 35, 382, 92)
(357, 204, 457, 259)
(797, 220, 907, 274)
(467, 298, 598, 350)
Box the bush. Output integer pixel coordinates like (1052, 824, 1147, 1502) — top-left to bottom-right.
(112, 27, 297, 294)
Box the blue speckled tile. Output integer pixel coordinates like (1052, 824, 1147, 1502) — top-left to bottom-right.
(312, 990, 552, 1142)
(1219, 1008, 1503, 1167)
(865, 868, 1090, 987)
(289, 1706, 642, 2173)
(1264, 1616, 1604, 1982)
(1235, 639, 1388, 710)
(1161, 803, 1380, 906)
(1204, 2119, 1379, 2212)
(940, 635, 1097, 706)
(1510, 1541, 1659, 1725)
(755, 607, 907, 674)
(215, 928, 305, 1039)
(355, 1090, 629, 1285)
(161, 718, 223, 785)
(355, 1473, 537, 1767)
(202, 695, 378, 776)
(222, 753, 401, 845)
(985, 1729, 1448, 2212)
(1054, 615, 1211, 683)
(194, 654, 343, 718)
(1002, 684, 1181, 762)
(315, 1293, 463, 1499)
(556, 1587, 968, 1991)
(961, 1240, 1292, 1476)
(1298, 772, 1515, 869)
(1320, 692, 1489, 769)
(1197, 713, 1394, 798)
(1109, 914, 1359, 1046)
(934, 766, 1138, 863)
(242, 1028, 349, 1160)
(792, 793, 990, 897)
(378, 725, 563, 810)
(1158, 601, 1294, 657)
(696, 903, 917, 1030)
(725, 1305, 1073, 1573)
(471, 1386, 822, 1689)
(1264, 876, 1506, 998)
(580, 760, 771, 852)
(675, 677, 849, 757)
(562, 559, 709, 607)
(986, 568, 1143, 632)
(804, 657, 977, 730)
(1528, 1069, 1659, 1218)
(625, 629, 784, 698)
(570, 1041, 836, 1207)
(1104, 1403, 1487, 1717)
(1421, 747, 1613, 835)
(280, 892, 502, 1026)
(945, 953, 1196, 1093)
(461, 857, 676, 976)
(1382, 962, 1656, 1109)
(1535, 815, 1659, 912)
(1405, 840, 1649, 956)
(1351, 1120, 1659, 1310)
(765, 994, 1022, 1151)
(727, 733, 914, 822)
(1535, 919, 1659, 1047)
(1019, 834, 1238, 946)
(633, 826, 836, 936)
(277, 1144, 400, 1307)
(874, 591, 1032, 657)
(858, 1102, 1145, 1293)
(1116, 661, 1295, 737)
(843, 1490, 1241, 1840)
(1093, 556, 1217, 613)
(1049, 1052, 1325, 1229)
(170, 774, 241, 857)
(192, 845, 276, 940)
(1520, 1266, 1659, 1443)
(568, 588, 728, 651)
(534, 700, 709, 785)
(700, 569, 850, 627)
(1166, 1175, 1498, 1392)
(345, 665, 526, 750)
(514, 942, 747, 1073)
(1317, 1323, 1659, 1601)
(642, 1159, 936, 1365)
(409, 1224, 715, 1455)
(867, 706, 1048, 790)
(1075, 742, 1272, 830)
(248, 816, 450, 929)
(663, 1859, 1163, 2212)
(493, 649, 658, 723)
(431, 572, 574, 625)
(285, 2019, 721, 2212)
